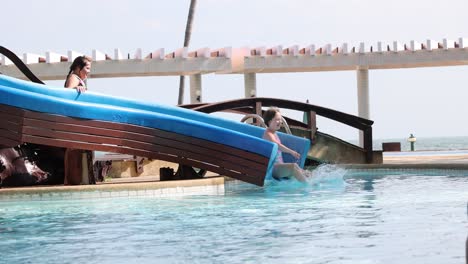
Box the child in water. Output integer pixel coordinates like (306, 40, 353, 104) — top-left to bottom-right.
(262, 107, 310, 182)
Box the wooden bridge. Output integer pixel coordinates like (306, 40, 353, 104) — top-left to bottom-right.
(182, 97, 376, 163)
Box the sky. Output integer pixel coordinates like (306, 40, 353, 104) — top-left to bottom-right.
(2, 0, 468, 142)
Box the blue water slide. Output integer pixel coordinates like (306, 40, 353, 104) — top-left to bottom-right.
(0, 75, 310, 168)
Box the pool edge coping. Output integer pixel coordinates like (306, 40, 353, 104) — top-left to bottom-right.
(342, 163, 468, 170)
(0, 177, 226, 196)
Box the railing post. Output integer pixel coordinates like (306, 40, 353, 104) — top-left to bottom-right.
(255, 101, 262, 126)
(363, 126, 373, 163)
(306, 110, 317, 141)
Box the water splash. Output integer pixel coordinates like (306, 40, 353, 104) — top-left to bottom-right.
(260, 164, 347, 192)
(227, 164, 349, 195)
(305, 164, 347, 187)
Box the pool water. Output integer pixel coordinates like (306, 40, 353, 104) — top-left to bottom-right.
(0, 165, 467, 264)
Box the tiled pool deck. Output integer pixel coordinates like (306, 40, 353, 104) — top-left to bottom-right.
(1, 151, 467, 200)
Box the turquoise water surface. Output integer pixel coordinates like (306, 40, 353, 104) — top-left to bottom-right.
(0, 166, 467, 264)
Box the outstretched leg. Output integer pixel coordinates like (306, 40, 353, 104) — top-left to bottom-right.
(273, 163, 307, 182)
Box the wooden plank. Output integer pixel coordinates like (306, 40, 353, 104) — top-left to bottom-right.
(63, 148, 84, 185)
(0, 121, 21, 133)
(22, 134, 263, 185)
(363, 127, 373, 163)
(0, 106, 24, 146)
(194, 97, 374, 128)
(22, 125, 266, 178)
(24, 127, 267, 177)
(22, 118, 267, 170)
(23, 111, 268, 164)
(0, 112, 23, 124)
(0, 136, 21, 148)
(0, 129, 21, 142)
(0, 105, 24, 143)
(0, 104, 268, 185)
(307, 110, 317, 140)
(22, 121, 267, 169)
(22, 110, 269, 181)
(0, 104, 26, 116)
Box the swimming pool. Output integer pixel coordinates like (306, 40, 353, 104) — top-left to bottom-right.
(0, 166, 466, 264)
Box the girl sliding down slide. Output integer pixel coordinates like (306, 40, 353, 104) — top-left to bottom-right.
(262, 107, 312, 182)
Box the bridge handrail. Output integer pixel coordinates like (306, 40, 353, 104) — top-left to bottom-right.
(193, 97, 373, 130)
(240, 114, 293, 135)
(240, 114, 267, 127)
(192, 97, 374, 163)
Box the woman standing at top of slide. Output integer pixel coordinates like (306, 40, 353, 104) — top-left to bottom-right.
(63, 55, 95, 184)
(64, 55, 92, 93)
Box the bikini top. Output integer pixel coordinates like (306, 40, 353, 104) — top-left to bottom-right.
(65, 73, 87, 90)
(273, 133, 284, 164)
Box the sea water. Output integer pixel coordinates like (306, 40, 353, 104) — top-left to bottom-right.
(370, 136, 468, 151)
(0, 165, 466, 264)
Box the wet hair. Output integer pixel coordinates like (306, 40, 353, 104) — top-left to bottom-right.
(68, 55, 91, 74)
(64, 55, 92, 86)
(263, 107, 280, 126)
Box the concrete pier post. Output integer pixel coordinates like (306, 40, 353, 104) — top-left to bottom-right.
(357, 68, 370, 147)
(190, 74, 202, 103)
(244, 73, 257, 98)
